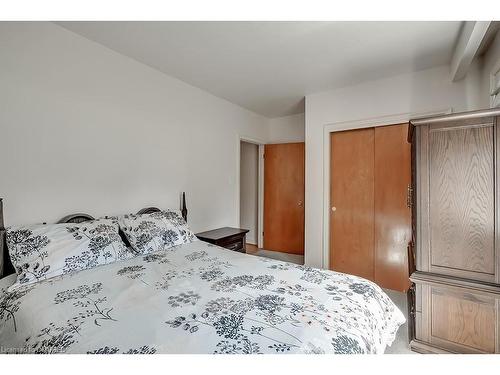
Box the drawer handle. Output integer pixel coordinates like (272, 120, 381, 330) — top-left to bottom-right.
(227, 242, 240, 250)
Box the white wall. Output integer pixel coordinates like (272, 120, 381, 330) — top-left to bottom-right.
(0, 22, 270, 232)
(239, 141, 259, 244)
(3, 22, 493, 270)
(268, 113, 305, 143)
(304, 65, 484, 268)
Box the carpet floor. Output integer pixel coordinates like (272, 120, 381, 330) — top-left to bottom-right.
(246, 247, 415, 354)
(382, 288, 415, 354)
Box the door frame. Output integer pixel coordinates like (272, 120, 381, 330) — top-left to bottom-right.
(321, 109, 452, 269)
(237, 136, 266, 248)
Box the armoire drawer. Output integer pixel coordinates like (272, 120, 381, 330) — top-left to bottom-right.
(413, 275, 500, 353)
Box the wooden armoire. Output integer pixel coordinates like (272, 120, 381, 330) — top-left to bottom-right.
(408, 108, 500, 354)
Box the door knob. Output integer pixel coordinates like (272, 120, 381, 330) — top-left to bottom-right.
(298, 200, 303, 207)
(331, 206, 337, 212)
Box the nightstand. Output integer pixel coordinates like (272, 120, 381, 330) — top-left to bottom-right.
(196, 227, 249, 253)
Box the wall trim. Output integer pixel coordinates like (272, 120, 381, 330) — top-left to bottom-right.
(320, 108, 452, 270)
(490, 59, 500, 108)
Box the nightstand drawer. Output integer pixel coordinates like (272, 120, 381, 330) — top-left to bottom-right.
(218, 233, 244, 247)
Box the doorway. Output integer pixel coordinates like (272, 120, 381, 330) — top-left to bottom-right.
(239, 140, 260, 247)
(329, 123, 411, 292)
(239, 140, 305, 264)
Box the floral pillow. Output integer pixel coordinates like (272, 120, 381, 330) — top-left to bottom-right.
(118, 210, 197, 255)
(6, 218, 132, 289)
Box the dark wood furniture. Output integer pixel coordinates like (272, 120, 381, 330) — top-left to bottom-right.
(408, 108, 500, 354)
(0, 193, 188, 278)
(196, 227, 249, 253)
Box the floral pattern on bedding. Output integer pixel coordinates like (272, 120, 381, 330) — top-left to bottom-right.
(5, 218, 132, 289)
(0, 241, 405, 354)
(118, 210, 196, 255)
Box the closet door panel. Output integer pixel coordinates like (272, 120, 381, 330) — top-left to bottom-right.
(330, 128, 375, 281)
(374, 124, 412, 291)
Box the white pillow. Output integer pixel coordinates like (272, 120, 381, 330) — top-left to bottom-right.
(118, 210, 197, 255)
(6, 218, 132, 289)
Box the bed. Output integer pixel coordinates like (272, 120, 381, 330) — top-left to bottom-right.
(0, 197, 405, 354)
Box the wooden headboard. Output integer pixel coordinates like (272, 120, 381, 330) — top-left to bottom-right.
(0, 198, 14, 278)
(0, 192, 188, 279)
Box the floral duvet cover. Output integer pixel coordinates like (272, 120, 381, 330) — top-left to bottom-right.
(0, 240, 405, 354)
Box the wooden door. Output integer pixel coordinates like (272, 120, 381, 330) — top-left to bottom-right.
(330, 128, 375, 280)
(263, 143, 305, 254)
(374, 124, 412, 291)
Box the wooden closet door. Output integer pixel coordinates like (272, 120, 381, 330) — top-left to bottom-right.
(330, 128, 375, 281)
(374, 124, 412, 292)
(263, 143, 305, 254)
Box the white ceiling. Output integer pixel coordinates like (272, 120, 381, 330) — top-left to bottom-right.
(57, 21, 462, 118)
